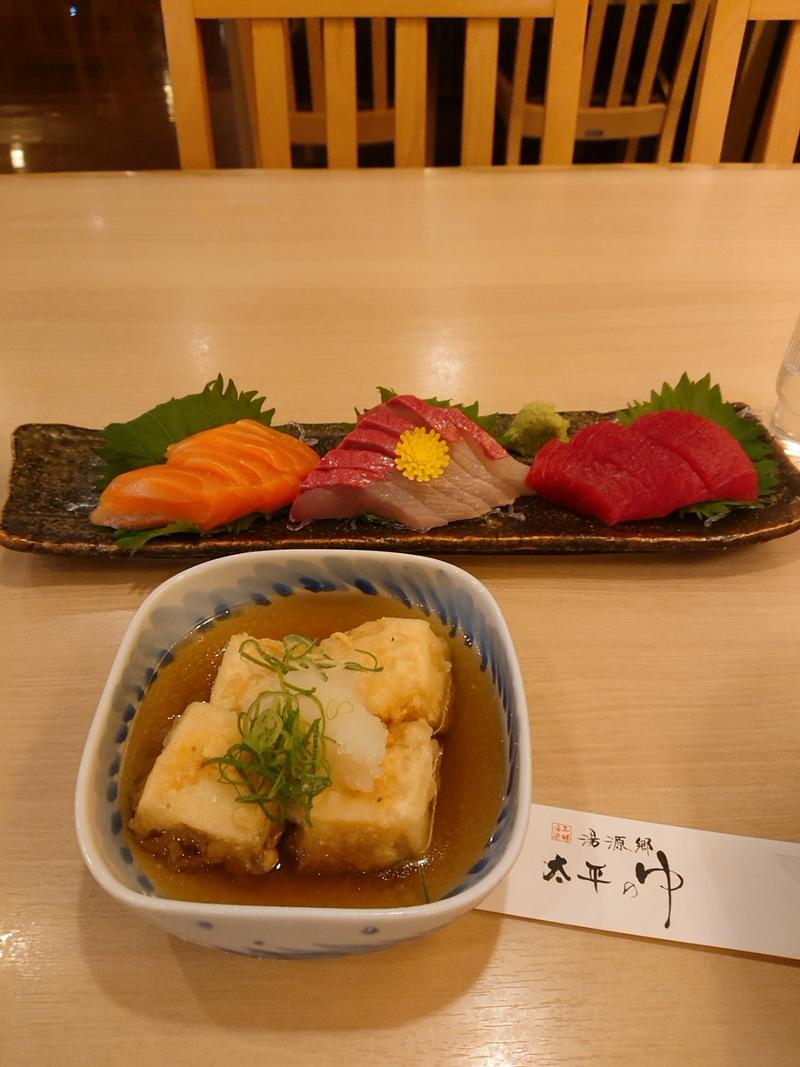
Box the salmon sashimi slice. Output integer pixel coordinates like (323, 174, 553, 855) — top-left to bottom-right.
(91, 419, 319, 531)
(91, 467, 232, 529)
(169, 422, 315, 478)
(165, 441, 276, 484)
(168, 443, 300, 501)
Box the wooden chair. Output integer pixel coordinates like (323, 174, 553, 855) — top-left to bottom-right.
(687, 0, 800, 163)
(500, 1, 710, 164)
(226, 17, 399, 165)
(160, 0, 589, 168)
(720, 18, 782, 159)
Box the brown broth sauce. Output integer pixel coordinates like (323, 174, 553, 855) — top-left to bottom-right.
(120, 592, 507, 908)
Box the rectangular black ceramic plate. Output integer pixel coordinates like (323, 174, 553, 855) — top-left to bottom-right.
(2, 412, 800, 558)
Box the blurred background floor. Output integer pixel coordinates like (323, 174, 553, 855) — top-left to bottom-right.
(1, 0, 183, 173)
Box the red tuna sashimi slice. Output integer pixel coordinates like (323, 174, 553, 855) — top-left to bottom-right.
(632, 410, 759, 500)
(566, 421, 709, 515)
(528, 438, 662, 524)
(528, 410, 760, 525)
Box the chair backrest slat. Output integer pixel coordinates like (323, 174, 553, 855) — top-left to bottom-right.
(655, 0, 708, 162)
(541, 0, 588, 163)
(686, 0, 751, 162)
(622, 0, 672, 162)
(253, 17, 293, 166)
(635, 0, 673, 106)
(324, 16, 359, 166)
(395, 18, 428, 165)
(762, 19, 800, 163)
(607, 0, 642, 107)
(162, 0, 215, 167)
(580, 0, 608, 107)
(750, 0, 800, 16)
(227, 18, 258, 164)
(722, 21, 779, 160)
(462, 17, 501, 165)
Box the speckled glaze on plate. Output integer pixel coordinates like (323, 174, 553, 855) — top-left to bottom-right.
(2, 412, 800, 558)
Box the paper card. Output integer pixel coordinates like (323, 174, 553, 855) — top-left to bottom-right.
(478, 804, 800, 959)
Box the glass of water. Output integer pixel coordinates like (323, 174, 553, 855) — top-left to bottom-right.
(771, 313, 800, 463)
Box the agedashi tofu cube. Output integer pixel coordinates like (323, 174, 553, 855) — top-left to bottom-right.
(209, 632, 389, 794)
(320, 618, 452, 731)
(130, 701, 280, 873)
(290, 721, 441, 872)
(209, 633, 284, 714)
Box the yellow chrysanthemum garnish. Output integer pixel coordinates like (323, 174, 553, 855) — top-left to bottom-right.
(394, 427, 451, 482)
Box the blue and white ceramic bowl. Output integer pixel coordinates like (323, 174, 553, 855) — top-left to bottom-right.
(75, 549, 531, 957)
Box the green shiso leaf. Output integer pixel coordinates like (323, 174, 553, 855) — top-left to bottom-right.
(618, 372, 780, 523)
(113, 521, 200, 553)
(95, 375, 276, 488)
(223, 512, 263, 534)
(113, 512, 262, 554)
(373, 386, 504, 438)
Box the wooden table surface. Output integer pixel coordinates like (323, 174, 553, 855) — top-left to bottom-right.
(2, 166, 799, 1066)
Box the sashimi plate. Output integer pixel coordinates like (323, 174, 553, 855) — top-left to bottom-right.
(2, 412, 800, 558)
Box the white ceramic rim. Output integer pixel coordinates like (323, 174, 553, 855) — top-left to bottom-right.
(75, 549, 532, 924)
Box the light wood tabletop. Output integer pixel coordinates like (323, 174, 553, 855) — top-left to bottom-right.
(1, 166, 799, 1066)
